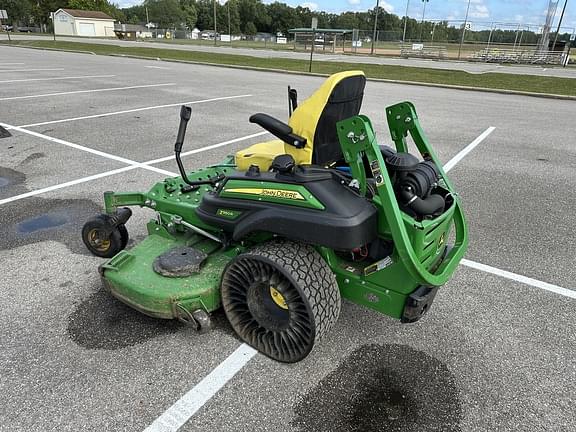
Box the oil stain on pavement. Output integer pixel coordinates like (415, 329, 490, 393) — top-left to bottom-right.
(292, 344, 461, 432)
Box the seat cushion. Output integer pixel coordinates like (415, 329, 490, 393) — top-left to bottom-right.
(235, 139, 309, 171)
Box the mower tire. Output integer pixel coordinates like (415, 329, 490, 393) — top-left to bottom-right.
(221, 240, 341, 363)
(117, 224, 129, 250)
(82, 215, 126, 258)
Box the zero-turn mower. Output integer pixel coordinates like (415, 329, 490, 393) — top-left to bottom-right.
(82, 71, 468, 363)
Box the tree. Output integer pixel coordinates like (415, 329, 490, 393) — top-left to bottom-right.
(179, 0, 197, 29)
(122, 5, 146, 25)
(237, 0, 268, 34)
(67, 0, 124, 20)
(30, 0, 69, 30)
(266, 2, 300, 35)
(144, 0, 185, 28)
(0, 0, 33, 25)
(244, 20, 256, 35)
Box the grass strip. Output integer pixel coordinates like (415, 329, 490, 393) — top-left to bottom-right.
(3, 40, 575, 97)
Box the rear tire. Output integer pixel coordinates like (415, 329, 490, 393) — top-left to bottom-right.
(221, 240, 341, 363)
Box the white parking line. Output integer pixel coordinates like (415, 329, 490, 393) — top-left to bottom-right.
(0, 83, 175, 101)
(144, 131, 268, 165)
(0, 123, 175, 176)
(0, 63, 25, 66)
(443, 126, 496, 172)
(144, 345, 257, 432)
(0, 131, 267, 206)
(15, 94, 253, 129)
(145, 66, 171, 70)
(0, 68, 64, 73)
(0, 166, 138, 206)
(461, 259, 576, 299)
(0, 74, 116, 84)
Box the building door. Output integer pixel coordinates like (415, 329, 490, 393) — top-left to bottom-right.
(78, 22, 96, 36)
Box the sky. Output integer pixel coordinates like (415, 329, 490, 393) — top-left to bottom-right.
(115, 0, 576, 31)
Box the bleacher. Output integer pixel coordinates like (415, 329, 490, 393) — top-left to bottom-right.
(470, 48, 566, 65)
(400, 44, 448, 60)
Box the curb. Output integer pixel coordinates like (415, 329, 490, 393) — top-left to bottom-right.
(4, 43, 576, 101)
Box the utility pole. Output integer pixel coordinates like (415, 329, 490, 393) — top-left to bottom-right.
(458, 0, 471, 59)
(419, 0, 429, 42)
(552, 0, 568, 51)
(213, 0, 217, 46)
(402, 0, 410, 42)
(371, 0, 380, 55)
(228, 1, 231, 43)
(309, 17, 318, 72)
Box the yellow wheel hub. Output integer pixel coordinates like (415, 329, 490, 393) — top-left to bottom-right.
(270, 286, 288, 310)
(88, 229, 111, 252)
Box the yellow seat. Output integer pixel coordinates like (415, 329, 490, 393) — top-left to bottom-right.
(236, 70, 366, 171)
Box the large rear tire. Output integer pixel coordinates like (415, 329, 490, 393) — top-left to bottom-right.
(221, 240, 341, 363)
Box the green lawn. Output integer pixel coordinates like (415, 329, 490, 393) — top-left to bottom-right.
(3, 39, 575, 97)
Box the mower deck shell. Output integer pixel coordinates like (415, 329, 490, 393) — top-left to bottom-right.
(99, 223, 239, 319)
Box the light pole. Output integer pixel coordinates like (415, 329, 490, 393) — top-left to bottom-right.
(402, 0, 410, 42)
(552, 0, 568, 51)
(213, 0, 217, 46)
(371, 0, 380, 55)
(430, 21, 437, 43)
(228, 1, 231, 43)
(458, 0, 471, 59)
(419, 0, 429, 42)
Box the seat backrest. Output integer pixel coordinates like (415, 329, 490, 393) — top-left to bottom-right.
(287, 71, 366, 166)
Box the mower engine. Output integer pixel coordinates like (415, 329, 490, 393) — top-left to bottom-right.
(381, 146, 445, 220)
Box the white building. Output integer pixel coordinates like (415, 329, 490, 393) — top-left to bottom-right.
(53, 9, 115, 37)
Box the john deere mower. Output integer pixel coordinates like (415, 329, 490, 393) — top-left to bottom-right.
(82, 71, 468, 363)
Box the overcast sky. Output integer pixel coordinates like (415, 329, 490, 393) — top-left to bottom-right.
(115, 0, 576, 30)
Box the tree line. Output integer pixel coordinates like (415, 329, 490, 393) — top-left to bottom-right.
(1, 0, 572, 45)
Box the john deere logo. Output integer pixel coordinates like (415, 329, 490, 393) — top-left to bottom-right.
(261, 189, 303, 200)
(223, 188, 304, 201)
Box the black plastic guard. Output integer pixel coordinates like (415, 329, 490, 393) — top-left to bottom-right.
(401, 285, 439, 323)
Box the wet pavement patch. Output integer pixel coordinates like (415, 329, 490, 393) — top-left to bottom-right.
(0, 166, 26, 198)
(292, 344, 462, 432)
(68, 290, 234, 349)
(17, 212, 68, 233)
(0, 196, 102, 255)
(67, 290, 182, 350)
(18, 152, 46, 165)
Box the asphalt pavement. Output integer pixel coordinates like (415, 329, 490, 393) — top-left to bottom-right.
(0, 45, 575, 432)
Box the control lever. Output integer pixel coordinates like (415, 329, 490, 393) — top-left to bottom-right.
(173, 105, 227, 192)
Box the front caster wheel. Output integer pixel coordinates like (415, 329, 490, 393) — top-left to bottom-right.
(82, 215, 126, 258)
(221, 240, 341, 363)
(175, 305, 212, 334)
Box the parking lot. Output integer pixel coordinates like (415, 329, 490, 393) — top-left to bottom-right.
(1, 45, 575, 432)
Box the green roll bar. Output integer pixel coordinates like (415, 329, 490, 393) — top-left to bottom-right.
(336, 102, 468, 287)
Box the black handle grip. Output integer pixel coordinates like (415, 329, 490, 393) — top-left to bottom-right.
(175, 105, 192, 153)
